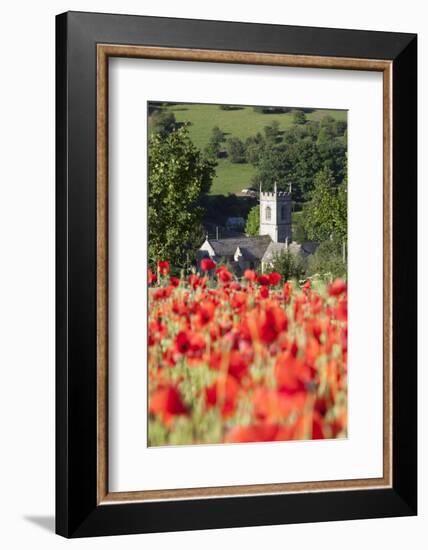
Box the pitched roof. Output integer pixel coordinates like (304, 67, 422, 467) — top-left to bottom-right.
(207, 235, 272, 260)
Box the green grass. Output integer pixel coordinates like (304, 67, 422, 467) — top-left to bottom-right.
(150, 103, 347, 196)
(211, 160, 257, 195)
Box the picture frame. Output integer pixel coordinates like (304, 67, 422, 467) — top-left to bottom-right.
(56, 10, 417, 538)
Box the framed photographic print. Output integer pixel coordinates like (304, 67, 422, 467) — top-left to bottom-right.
(56, 11, 417, 537)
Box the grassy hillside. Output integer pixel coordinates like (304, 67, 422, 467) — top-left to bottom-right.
(150, 103, 347, 196)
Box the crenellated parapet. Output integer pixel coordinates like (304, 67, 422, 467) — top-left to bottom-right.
(260, 191, 292, 200)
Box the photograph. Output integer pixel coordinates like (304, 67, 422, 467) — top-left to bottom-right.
(147, 101, 348, 446)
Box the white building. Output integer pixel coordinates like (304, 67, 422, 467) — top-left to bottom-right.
(259, 182, 292, 243)
(197, 183, 309, 274)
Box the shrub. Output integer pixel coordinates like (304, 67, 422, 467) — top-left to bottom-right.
(266, 250, 306, 281)
(307, 240, 346, 280)
(226, 137, 246, 163)
(293, 110, 307, 125)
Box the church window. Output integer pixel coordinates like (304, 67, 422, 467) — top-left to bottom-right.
(265, 206, 271, 221)
(281, 205, 286, 220)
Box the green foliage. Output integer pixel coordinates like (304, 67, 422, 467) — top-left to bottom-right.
(335, 179, 348, 244)
(266, 250, 306, 281)
(302, 167, 337, 241)
(302, 167, 347, 245)
(318, 140, 347, 184)
(205, 126, 225, 158)
(150, 109, 177, 138)
(316, 126, 332, 146)
(245, 205, 260, 236)
(226, 137, 246, 163)
(264, 120, 281, 143)
(256, 140, 325, 202)
(200, 194, 257, 227)
(253, 106, 291, 114)
(245, 133, 266, 165)
(335, 120, 347, 135)
(293, 110, 307, 125)
(307, 240, 346, 279)
(219, 104, 240, 111)
(148, 127, 216, 269)
(291, 211, 308, 243)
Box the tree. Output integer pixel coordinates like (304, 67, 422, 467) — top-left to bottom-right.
(245, 205, 260, 236)
(334, 120, 347, 136)
(318, 139, 347, 185)
(205, 126, 224, 158)
(302, 167, 337, 242)
(264, 120, 281, 143)
(302, 167, 347, 248)
(293, 110, 307, 125)
(148, 127, 216, 270)
(291, 211, 307, 243)
(150, 109, 177, 138)
(334, 180, 347, 244)
(245, 133, 265, 165)
(226, 137, 246, 163)
(256, 140, 323, 202)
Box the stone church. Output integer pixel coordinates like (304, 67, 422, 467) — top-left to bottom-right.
(198, 183, 302, 274)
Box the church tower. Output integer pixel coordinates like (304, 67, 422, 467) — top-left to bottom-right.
(259, 182, 292, 243)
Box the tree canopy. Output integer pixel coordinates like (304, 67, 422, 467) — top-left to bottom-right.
(149, 109, 177, 138)
(245, 205, 260, 236)
(148, 127, 215, 270)
(302, 167, 347, 244)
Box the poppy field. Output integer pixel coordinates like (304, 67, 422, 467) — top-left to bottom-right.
(148, 260, 348, 446)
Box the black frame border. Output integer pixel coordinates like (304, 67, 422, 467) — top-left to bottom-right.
(56, 11, 417, 538)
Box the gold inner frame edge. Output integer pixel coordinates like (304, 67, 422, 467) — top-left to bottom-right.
(96, 44, 393, 504)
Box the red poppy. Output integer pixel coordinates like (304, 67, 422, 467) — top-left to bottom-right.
(328, 278, 347, 296)
(244, 269, 257, 282)
(224, 423, 279, 443)
(303, 280, 311, 291)
(253, 387, 304, 423)
(268, 272, 282, 286)
(259, 286, 269, 299)
(175, 330, 206, 358)
(170, 276, 180, 287)
(228, 350, 249, 381)
(153, 286, 173, 301)
(148, 320, 167, 346)
(231, 291, 247, 310)
(257, 274, 270, 286)
(188, 274, 207, 290)
(217, 268, 233, 283)
(205, 374, 239, 417)
(175, 331, 191, 354)
(158, 260, 169, 276)
(257, 306, 288, 344)
(200, 258, 216, 271)
(149, 385, 188, 426)
(274, 352, 312, 393)
(148, 268, 157, 285)
(208, 350, 223, 370)
(148, 259, 347, 445)
(196, 301, 215, 327)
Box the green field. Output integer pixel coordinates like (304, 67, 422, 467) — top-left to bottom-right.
(151, 103, 347, 195)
